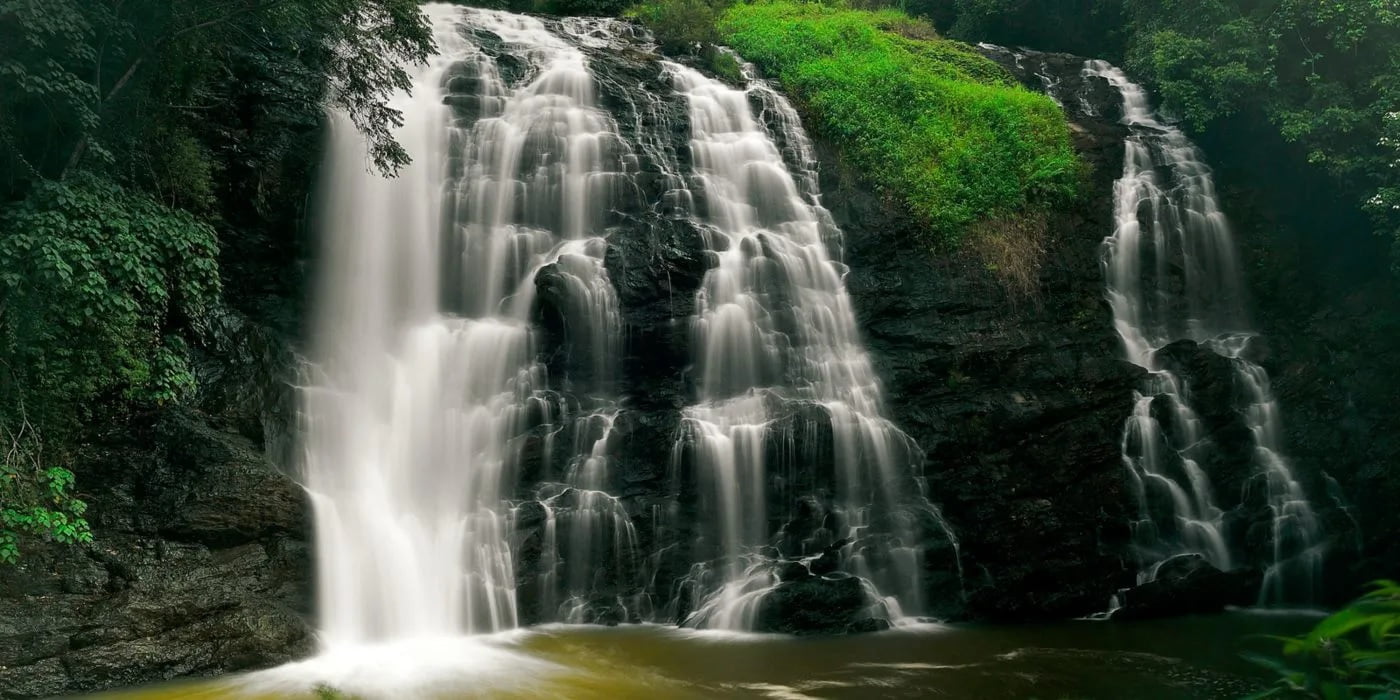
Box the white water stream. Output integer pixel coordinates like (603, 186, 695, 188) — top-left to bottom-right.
(669, 60, 952, 628)
(1088, 60, 1323, 604)
(300, 6, 628, 646)
(297, 2, 954, 656)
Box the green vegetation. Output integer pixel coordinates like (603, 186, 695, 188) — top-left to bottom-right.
(704, 47, 746, 85)
(628, 0, 727, 52)
(1, 423, 91, 564)
(0, 176, 220, 431)
(927, 0, 1400, 274)
(313, 684, 349, 700)
(713, 1, 1079, 250)
(0, 0, 433, 561)
(0, 0, 433, 185)
(1244, 580, 1400, 699)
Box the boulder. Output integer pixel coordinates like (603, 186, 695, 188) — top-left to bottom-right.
(752, 574, 887, 636)
(1114, 554, 1261, 620)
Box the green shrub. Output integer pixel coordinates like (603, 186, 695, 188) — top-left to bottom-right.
(704, 45, 746, 84)
(313, 684, 348, 700)
(0, 424, 91, 564)
(629, 0, 727, 53)
(1243, 580, 1400, 698)
(0, 175, 220, 431)
(716, 1, 1079, 249)
(0, 174, 219, 561)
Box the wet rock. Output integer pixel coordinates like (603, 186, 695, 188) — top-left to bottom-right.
(753, 574, 883, 636)
(155, 412, 307, 546)
(777, 561, 813, 582)
(0, 410, 312, 699)
(1114, 554, 1261, 620)
(775, 496, 826, 557)
(830, 54, 1142, 619)
(843, 617, 892, 634)
(808, 539, 850, 576)
(975, 44, 1124, 123)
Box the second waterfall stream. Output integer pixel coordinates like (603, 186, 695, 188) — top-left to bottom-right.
(1083, 59, 1325, 606)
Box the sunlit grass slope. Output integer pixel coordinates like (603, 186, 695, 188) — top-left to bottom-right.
(717, 1, 1079, 247)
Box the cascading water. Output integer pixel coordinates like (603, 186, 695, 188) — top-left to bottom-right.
(300, 5, 634, 646)
(667, 59, 955, 629)
(1085, 59, 1325, 604)
(297, 0, 953, 649)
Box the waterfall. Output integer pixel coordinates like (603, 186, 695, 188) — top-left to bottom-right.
(300, 5, 632, 646)
(667, 60, 955, 629)
(297, 0, 954, 644)
(1085, 60, 1324, 604)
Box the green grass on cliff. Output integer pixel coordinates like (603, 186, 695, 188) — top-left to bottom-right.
(715, 1, 1079, 249)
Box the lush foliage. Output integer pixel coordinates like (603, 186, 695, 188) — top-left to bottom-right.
(0, 0, 434, 560)
(1244, 580, 1400, 698)
(927, 0, 1400, 272)
(0, 176, 221, 428)
(712, 1, 1079, 248)
(930, 0, 1126, 58)
(0, 175, 219, 559)
(0, 0, 434, 188)
(629, 0, 727, 52)
(1, 424, 91, 564)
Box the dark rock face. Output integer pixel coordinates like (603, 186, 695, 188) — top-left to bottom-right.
(828, 50, 1143, 620)
(0, 410, 312, 699)
(1115, 554, 1261, 620)
(753, 574, 889, 635)
(984, 45, 1396, 603)
(1226, 173, 1400, 602)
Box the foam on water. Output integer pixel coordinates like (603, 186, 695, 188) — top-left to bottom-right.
(239, 636, 564, 699)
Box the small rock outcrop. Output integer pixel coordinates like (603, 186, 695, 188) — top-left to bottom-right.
(0, 410, 312, 699)
(1115, 554, 1261, 620)
(753, 574, 890, 636)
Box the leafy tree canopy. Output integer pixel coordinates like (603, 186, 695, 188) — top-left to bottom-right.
(0, 0, 434, 190)
(0, 0, 434, 560)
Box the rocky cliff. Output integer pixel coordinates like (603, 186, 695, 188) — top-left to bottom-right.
(978, 45, 1397, 610)
(835, 50, 1142, 619)
(0, 411, 312, 698)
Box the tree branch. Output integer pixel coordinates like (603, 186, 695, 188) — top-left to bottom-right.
(59, 0, 291, 179)
(60, 56, 144, 180)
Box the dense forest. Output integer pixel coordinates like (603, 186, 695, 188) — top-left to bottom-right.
(936, 0, 1400, 273)
(0, 0, 433, 561)
(1, 0, 1398, 697)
